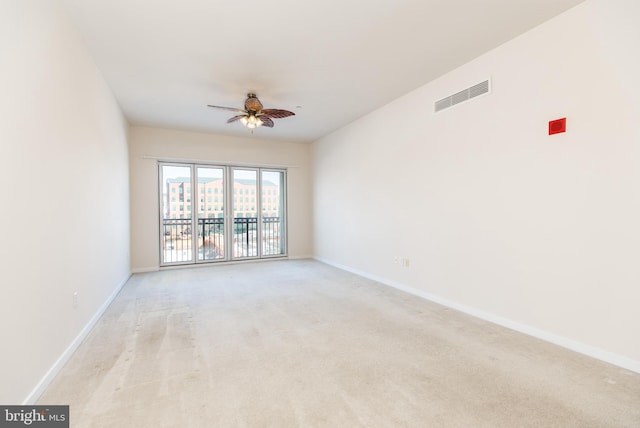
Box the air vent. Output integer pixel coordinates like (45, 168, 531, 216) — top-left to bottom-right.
(435, 79, 490, 112)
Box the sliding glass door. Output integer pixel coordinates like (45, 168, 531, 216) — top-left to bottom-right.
(160, 164, 194, 265)
(195, 166, 225, 262)
(232, 169, 258, 259)
(261, 170, 286, 256)
(160, 162, 286, 266)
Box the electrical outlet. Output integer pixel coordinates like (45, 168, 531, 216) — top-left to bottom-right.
(403, 258, 410, 267)
(393, 256, 399, 264)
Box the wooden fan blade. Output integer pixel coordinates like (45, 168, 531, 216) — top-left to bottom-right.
(227, 114, 247, 124)
(207, 105, 246, 114)
(245, 95, 263, 112)
(259, 117, 274, 128)
(260, 109, 295, 119)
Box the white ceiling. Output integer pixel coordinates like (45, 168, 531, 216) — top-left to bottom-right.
(62, 0, 585, 143)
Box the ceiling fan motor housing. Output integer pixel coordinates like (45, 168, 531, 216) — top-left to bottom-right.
(245, 93, 262, 112)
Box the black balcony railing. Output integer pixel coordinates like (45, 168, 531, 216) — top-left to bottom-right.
(161, 216, 283, 264)
(262, 217, 282, 256)
(161, 218, 193, 263)
(233, 217, 258, 257)
(199, 217, 225, 261)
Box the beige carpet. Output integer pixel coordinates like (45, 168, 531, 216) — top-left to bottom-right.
(39, 259, 640, 427)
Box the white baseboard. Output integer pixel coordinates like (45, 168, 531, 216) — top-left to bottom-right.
(287, 255, 313, 260)
(131, 266, 159, 273)
(23, 273, 132, 405)
(313, 256, 640, 374)
(134, 256, 313, 273)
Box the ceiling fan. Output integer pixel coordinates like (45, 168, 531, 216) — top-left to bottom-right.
(207, 93, 295, 130)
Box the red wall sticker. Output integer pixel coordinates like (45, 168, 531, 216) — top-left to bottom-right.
(549, 117, 566, 135)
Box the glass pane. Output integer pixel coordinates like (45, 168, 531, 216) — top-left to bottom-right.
(160, 165, 193, 264)
(196, 167, 225, 261)
(232, 169, 258, 258)
(261, 170, 285, 256)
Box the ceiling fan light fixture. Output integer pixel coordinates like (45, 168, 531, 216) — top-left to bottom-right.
(241, 114, 262, 129)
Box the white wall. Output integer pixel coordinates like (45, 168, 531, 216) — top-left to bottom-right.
(312, 0, 640, 371)
(0, 1, 131, 403)
(129, 126, 312, 271)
